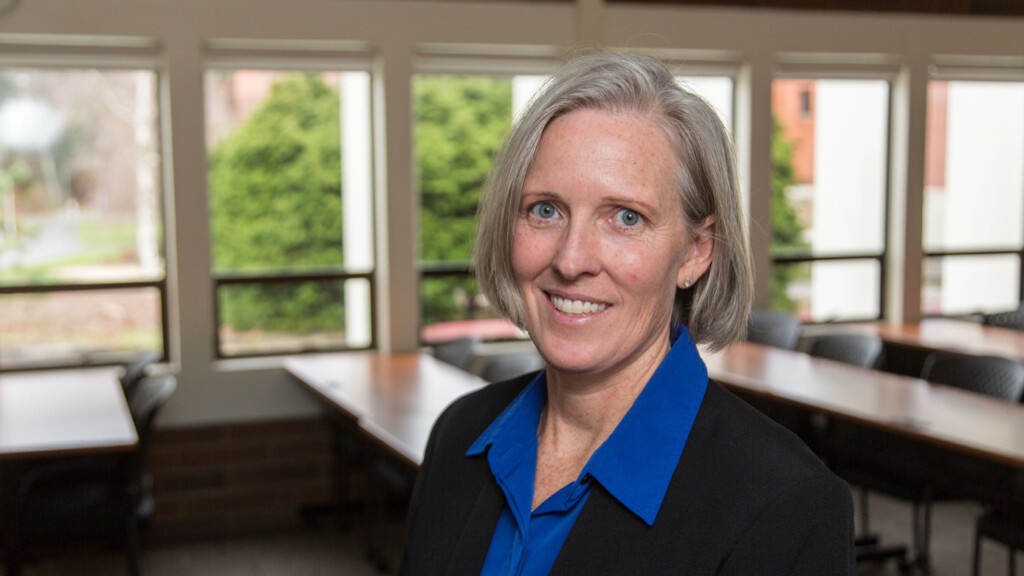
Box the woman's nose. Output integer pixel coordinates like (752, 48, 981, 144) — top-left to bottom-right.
(551, 222, 602, 280)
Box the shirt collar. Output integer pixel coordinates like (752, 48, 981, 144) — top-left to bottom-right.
(582, 325, 708, 526)
(467, 372, 546, 532)
(467, 370, 545, 457)
(466, 324, 708, 527)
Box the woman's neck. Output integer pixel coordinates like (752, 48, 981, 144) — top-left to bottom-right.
(540, 330, 672, 442)
(532, 334, 672, 509)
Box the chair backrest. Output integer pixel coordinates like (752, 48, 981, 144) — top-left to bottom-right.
(477, 353, 544, 383)
(745, 310, 802, 350)
(808, 333, 883, 369)
(921, 353, 1024, 403)
(982, 305, 1024, 332)
(120, 350, 161, 397)
(430, 337, 480, 371)
(127, 375, 177, 469)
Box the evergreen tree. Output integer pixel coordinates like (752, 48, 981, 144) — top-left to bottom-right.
(209, 74, 344, 334)
(770, 116, 808, 313)
(416, 76, 513, 325)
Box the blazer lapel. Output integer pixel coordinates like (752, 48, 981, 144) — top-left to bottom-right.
(550, 484, 650, 575)
(444, 473, 506, 576)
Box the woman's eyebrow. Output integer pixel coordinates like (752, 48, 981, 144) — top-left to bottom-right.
(520, 190, 561, 201)
(600, 195, 659, 214)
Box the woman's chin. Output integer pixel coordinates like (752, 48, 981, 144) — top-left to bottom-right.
(537, 348, 609, 377)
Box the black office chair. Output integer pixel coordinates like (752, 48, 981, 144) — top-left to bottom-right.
(805, 333, 894, 559)
(745, 310, 802, 350)
(808, 333, 883, 369)
(430, 336, 480, 371)
(921, 353, 1024, 403)
(973, 502, 1024, 576)
(3, 375, 177, 576)
(120, 350, 162, 398)
(982, 305, 1024, 332)
(925, 354, 1024, 576)
(839, 353, 1024, 573)
(476, 352, 544, 383)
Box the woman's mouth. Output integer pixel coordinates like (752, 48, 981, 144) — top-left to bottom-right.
(549, 294, 608, 316)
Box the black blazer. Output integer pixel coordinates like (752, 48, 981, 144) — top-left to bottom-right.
(400, 373, 856, 575)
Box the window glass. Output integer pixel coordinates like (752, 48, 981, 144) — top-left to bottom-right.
(0, 288, 163, 369)
(0, 67, 164, 369)
(678, 76, 733, 132)
(923, 81, 1024, 252)
(775, 259, 881, 322)
(216, 278, 369, 356)
(771, 78, 889, 321)
(922, 80, 1024, 316)
(921, 255, 1020, 316)
(205, 68, 373, 356)
(415, 74, 541, 343)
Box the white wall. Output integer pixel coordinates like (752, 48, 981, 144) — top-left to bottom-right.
(2, 0, 1024, 426)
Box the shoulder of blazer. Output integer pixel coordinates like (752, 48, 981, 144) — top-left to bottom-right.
(552, 379, 847, 575)
(400, 370, 539, 576)
(431, 370, 538, 451)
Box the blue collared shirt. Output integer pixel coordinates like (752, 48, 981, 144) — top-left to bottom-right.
(466, 325, 709, 576)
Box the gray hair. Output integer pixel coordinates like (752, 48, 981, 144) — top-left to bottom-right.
(474, 49, 752, 351)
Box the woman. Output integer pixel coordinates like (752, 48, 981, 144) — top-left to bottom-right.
(401, 50, 855, 575)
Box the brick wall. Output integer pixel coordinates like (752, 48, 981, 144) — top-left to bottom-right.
(145, 417, 340, 541)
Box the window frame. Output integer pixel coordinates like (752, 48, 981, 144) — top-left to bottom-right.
(921, 61, 1024, 316)
(769, 59, 898, 324)
(0, 43, 170, 372)
(203, 45, 378, 359)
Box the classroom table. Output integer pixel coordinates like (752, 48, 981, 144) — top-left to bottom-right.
(284, 351, 487, 468)
(855, 318, 1024, 375)
(0, 367, 137, 460)
(0, 367, 138, 574)
(285, 351, 487, 569)
(704, 340, 1024, 470)
(289, 346, 1024, 495)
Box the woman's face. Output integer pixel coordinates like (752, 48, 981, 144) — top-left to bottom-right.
(512, 108, 713, 379)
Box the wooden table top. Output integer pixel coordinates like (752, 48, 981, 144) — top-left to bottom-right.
(704, 341, 1024, 469)
(287, 345, 1024, 470)
(284, 352, 487, 468)
(0, 367, 138, 461)
(857, 318, 1024, 364)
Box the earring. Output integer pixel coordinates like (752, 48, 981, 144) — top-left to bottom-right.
(684, 278, 692, 288)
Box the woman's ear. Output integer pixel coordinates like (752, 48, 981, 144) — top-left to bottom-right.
(677, 215, 715, 289)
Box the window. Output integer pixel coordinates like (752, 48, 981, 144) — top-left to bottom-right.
(0, 60, 166, 371)
(204, 56, 374, 357)
(800, 88, 812, 118)
(770, 76, 891, 322)
(922, 78, 1024, 316)
(414, 58, 548, 345)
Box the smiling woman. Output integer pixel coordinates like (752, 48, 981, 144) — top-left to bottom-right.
(400, 49, 855, 576)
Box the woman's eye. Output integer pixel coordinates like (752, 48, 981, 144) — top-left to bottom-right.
(530, 202, 558, 219)
(615, 208, 643, 227)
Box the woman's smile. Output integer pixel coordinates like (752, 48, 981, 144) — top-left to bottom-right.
(548, 293, 610, 317)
